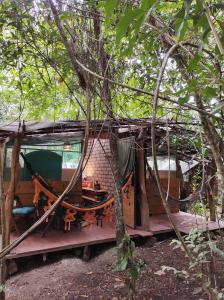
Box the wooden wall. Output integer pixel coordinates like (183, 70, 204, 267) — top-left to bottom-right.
(122, 175, 135, 228)
(61, 168, 77, 181)
(146, 173, 180, 215)
(3, 170, 82, 206)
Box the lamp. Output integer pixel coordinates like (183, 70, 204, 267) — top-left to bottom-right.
(64, 143, 71, 151)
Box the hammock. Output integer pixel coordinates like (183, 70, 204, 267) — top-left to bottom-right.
(21, 152, 132, 231)
(146, 161, 202, 205)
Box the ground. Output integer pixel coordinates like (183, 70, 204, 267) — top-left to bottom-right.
(6, 236, 216, 300)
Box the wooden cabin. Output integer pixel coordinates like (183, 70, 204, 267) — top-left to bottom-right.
(2, 125, 181, 231)
(0, 120, 222, 261)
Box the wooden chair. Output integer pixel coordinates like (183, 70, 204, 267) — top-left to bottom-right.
(12, 196, 36, 234)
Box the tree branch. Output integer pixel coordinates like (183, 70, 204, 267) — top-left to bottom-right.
(74, 57, 224, 122)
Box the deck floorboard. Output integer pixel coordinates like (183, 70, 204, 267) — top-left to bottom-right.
(149, 211, 224, 234)
(5, 223, 152, 259)
(3, 212, 224, 259)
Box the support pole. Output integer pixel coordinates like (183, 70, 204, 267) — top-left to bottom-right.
(207, 162, 216, 222)
(207, 186, 216, 222)
(136, 140, 150, 231)
(4, 135, 22, 248)
(0, 142, 6, 300)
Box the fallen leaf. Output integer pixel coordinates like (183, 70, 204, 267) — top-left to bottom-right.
(154, 270, 165, 276)
(114, 277, 122, 282)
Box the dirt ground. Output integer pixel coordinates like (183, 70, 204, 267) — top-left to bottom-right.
(6, 237, 215, 300)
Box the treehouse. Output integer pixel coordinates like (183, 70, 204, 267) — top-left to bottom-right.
(0, 119, 223, 263)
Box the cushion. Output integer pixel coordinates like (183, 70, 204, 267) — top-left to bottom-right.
(12, 207, 35, 215)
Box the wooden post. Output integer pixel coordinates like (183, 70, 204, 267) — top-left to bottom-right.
(207, 162, 216, 222)
(0, 142, 6, 300)
(207, 186, 216, 222)
(136, 141, 150, 231)
(0, 135, 21, 299)
(4, 135, 22, 248)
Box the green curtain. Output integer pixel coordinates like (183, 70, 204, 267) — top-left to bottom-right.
(117, 136, 135, 183)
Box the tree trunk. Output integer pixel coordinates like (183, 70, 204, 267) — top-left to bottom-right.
(194, 93, 224, 216)
(49, 0, 127, 259)
(109, 132, 126, 251)
(0, 142, 6, 300)
(207, 162, 216, 222)
(93, 10, 126, 255)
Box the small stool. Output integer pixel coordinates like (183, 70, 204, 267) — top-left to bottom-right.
(12, 206, 36, 234)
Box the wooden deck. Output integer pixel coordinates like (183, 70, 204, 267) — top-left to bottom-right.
(5, 223, 152, 259)
(149, 211, 224, 234)
(3, 212, 224, 260)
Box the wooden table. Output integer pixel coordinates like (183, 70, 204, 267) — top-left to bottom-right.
(82, 188, 108, 203)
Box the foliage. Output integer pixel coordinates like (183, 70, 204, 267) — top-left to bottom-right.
(160, 229, 224, 298)
(0, 0, 222, 129)
(114, 233, 145, 299)
(188, 201, 206, 216)
(101, 0, 224, 128)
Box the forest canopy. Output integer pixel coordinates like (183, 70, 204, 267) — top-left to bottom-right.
(0, 1, 224, 299)
(0, 0, 222, 123)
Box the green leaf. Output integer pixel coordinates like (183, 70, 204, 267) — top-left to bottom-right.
(105, 0, 118, 21)
(187, 53, 201, 72)
(197, 15, 209, 30)
(188, 79, 197, 91)
(129, 267, 139, 279)
(59, 11, 72, 21)
(116, 9, 136, 44)
(117, 258, 128, 271)
(176, 0, 192, 41)
(196, 0, 203, 11)
(177, 19, 187, 41)
(133, 12, 145, 35)
(201, 27, 211, 43)
(202, 87, 217, 100)
(178, 96, 189, 104)
(141, 0, 157, 11)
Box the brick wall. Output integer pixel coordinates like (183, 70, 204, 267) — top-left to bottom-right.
(83, 139, 114, 194)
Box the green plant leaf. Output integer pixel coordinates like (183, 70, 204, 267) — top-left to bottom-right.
(116, 9, 136, 45)
(177, 19, 187, 41)
(187, 53, 201, 72)
(188, 79, 198, 91)
(141, 0, 157, 11)
(118, 258, 128, 271)
(129, 267, 138, 279)
(105, 0, 118, 21)
(202, 86, 217, 100)
(176, 0, 192, 41)
(178, 96, 189, 104)
(196, 0, 203, 11)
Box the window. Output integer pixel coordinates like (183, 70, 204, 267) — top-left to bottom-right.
(5, 143, 82, 173)
(62, 143, 81, 168)
(147, 156, 177, 171)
